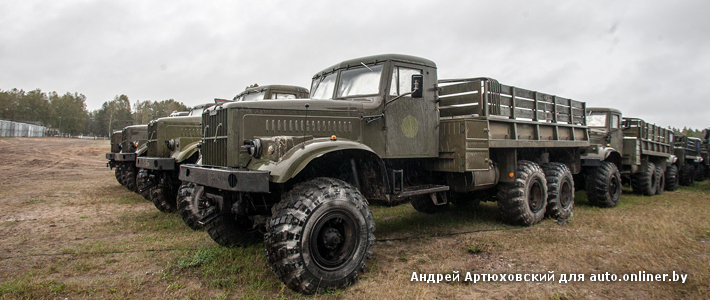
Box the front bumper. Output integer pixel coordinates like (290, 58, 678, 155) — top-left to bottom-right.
(106, 152, 117, 160)
(114, 153, 137, 162)
(179, 164, 270, 193)
(136, 157, 176, 170)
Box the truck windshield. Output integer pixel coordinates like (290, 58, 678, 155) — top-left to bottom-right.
(588, 112, 607, 127)
(336, 64, 382, 98)
(272, 93, 297, 99)
(189, 108, 204, 116)
(242, 91, 266, 102)
(311, 72, 337, 99)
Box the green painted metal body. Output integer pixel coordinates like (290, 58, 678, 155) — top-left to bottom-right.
(120, 125, 148, 155)
(195, 54, 591, 188)
(673, 134, 702, 169)
(582, 108, 672, 174)
(146, 115, 203, 163)
(110, 130, 122, 153)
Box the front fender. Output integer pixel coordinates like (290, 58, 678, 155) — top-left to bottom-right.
(249, 138, 378, 183)
(174, 140, 200, 163)
(582, 145, 617, 161)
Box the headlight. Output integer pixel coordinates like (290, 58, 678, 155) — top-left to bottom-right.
(242, 139, 262, 158)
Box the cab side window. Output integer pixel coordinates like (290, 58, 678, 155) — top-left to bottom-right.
(389, 66, 422, 96)
(611, 114, 620, 129)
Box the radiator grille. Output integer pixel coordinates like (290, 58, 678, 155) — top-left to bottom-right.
(202, 109, 229, 166)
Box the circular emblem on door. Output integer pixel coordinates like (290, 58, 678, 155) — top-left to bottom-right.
(401, 115, 419, 138)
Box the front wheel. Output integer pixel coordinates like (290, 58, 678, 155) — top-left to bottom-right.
(177, 182, 206, 230)
(586, 161, 622, 208)
(497, 160, 548, 226)
(265, 178, 375, 294)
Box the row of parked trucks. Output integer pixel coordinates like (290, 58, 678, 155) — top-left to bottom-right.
(106, 54, 709, 294)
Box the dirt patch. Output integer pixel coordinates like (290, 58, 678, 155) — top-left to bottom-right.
(1, 137, 709, 299)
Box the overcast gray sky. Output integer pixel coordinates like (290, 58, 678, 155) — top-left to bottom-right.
(1, 0, 708, 129)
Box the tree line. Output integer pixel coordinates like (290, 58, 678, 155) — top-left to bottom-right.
(0, 88, 187, 136)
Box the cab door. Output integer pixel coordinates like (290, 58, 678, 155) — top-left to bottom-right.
(384, 64, 438, 158)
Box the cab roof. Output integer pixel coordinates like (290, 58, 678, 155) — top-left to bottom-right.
(312, 54, 437, 79)
(587, 107, 622, 114)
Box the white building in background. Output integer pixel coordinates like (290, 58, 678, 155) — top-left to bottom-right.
(0, 119, 47, 137)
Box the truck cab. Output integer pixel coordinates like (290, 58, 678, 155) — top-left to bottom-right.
(583, 107, 623, 166)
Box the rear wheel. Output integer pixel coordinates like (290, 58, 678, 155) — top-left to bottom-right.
(665, 165, 679, 191)
(265, 178, 375, 294)
(544, 162, 574, 219)
(655, 165, 665, 195)
(631, 162, 656, 196)
(586, 161, 622, 208)
(497, 160, 547, 226)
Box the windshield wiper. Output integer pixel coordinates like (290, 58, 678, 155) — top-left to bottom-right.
(360, 62, 373, 72)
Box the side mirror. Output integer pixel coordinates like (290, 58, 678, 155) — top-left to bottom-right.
(411, 74, 423, 98)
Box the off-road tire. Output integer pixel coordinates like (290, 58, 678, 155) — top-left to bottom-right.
(665, 164, 679, 191)
(151, 183, 177, 213)
(496, 160, 548, 226)
(679, 164, 695, 186)
(114, 165, 123, 185)
(123, 165, 138, 193)
(585, 161, 622, 208)
(631, 162, 657, 196)
(136, 169, 152, 201)
(204, 196, 260, 246)
(694, 163, 706, 182)
(265, 177, 375, 294)
(544, 162, 574, 219)
(411, 192, 448, 214)
(177, 182, 204, 230)
(655, 165, 665, 195)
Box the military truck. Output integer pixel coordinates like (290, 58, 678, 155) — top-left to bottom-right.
(114, 125, 148, 193)
(671, 134, 704, 186)
(178, 86, 309, 229)
(701, 129, 710, 180)
(581, 108, 673, 207)
(105, 130, 124, 184)
(135, 85, 309, 230)
(135, 104, 212, 210)
(177, 54, 591, 294)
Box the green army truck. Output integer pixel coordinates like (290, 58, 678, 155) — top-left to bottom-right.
(178, 54, 592, 294)
(581, 108, 673, 207)
(114, 125, 148, 193)
(105, 130, 124, 185)
(701, 129, 710, 180)
(135, 104, 212, 211)
(672, 134, 704, 186)
(135, 85, 309, 230)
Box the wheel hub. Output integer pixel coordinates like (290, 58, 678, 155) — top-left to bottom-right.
(321, 228, 342, 250)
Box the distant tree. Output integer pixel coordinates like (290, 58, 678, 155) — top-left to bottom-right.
(0, 89, 22, 120)
(50, 92, 88, 134)
(131, 99, 188, 124)
(16, 89, 53, 125)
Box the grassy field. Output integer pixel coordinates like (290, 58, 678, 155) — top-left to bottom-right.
(1, 138, 709, 299)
